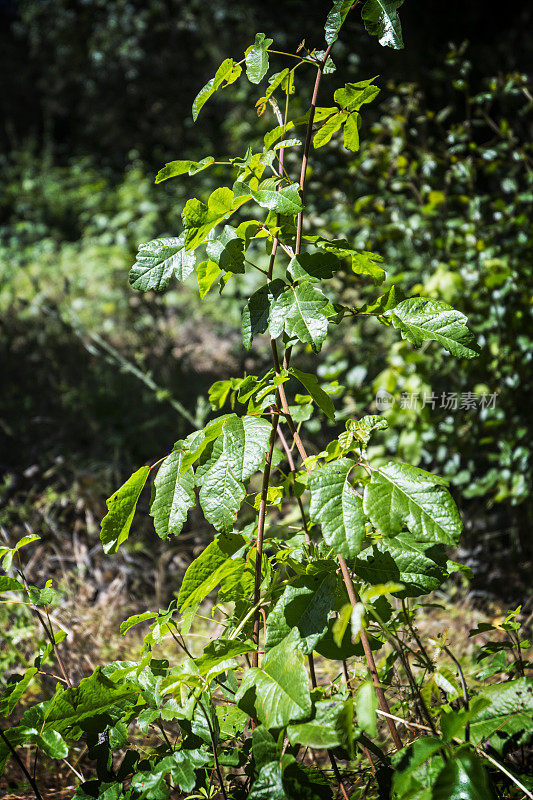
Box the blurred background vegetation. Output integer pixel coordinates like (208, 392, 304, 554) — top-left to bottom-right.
(1, 0, 532, 610)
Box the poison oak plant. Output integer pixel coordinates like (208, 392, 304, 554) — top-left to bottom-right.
(1, 3, 532, 800)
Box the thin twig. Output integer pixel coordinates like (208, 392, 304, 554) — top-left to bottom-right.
(0, 726, 44, 800)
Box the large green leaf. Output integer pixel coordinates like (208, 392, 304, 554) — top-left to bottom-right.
(245, 33, 273, 84)
(288, 697, 353, 750)
(354, 537, 449, 597)
(197, 415, 272, 532)
(206, 225, 245, 274)
(129, 236, 196, 292)
(290, 368, 335, 420)
(469, 678, 533, 753)
(182, 187, 250, 252)
(334, 80, 380, 112)
(354, 681, 378, 738)
(265, 571, 337, 654)
(236, 630, 312, 728)
(288, 253, 342, 283)
(150, 444, 195, 540)
(325, 0, 353, 44)
(385, 298, 479, 358)
(361, 0, 405, 49)
(242, 279, 285, 349)
(392, 737, 445, 800)
(22, 668, 139, 734)
(431, 749, 494, 800)
(100, 466, 150, 554)
(363, 462, 462, 545)
(155, 157, 214, 184)
(176, 533, 245, 611)
(313, 112, 345, 148)
(251, 182, 303, 215)
(192, 57, 242, 121)
(308, 459, 366, 558)
(269, 283, 332, 352)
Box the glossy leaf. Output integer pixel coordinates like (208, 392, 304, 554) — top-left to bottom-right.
(343, 112, 361, 150)
(206, 225, 245, 274)
(355, 537, 449, 597)
(308, 459, 366, 558)
(431, 749, 494, 800)
(269, 283, 332, 352)
(150, 444, 195, 540)
(265, 571, 337, 654)
(129, 236, 196, 291)
(361, 0, 405, 49)
(313, 112, 345, 148)
(197, 259, 221, 298)
(192, 57, 242, 121)
(355, 681, 378, 737)
(154, 159, 196, 183)
(385, 297, 479, 358)
(309, 236, 386, 283)
(363, 462, 462, 545)
(334, 81, 380, 112)
(100, 466, 150, 554)
(251, 182, 303, 215)
(176, 533, 245, 611)
(245, 33, 273, 84)
(325, 0, 353, 44)
(289, 252, 342, 282)
(242, 279, 285, 349)
(469, 677, 533, 752)
(236, 629, 312, 728)
(288, 697, 353, 750)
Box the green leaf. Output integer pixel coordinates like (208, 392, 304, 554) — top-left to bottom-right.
(34, 729, 69, 759)
(361, 0, 405, 49)
(354, 537, 449, 597)
(343, 112, 361, 151)
(182, 187, 250, 252)
(334, 81, 380, 112)
(289, 368, 336, 420)
(363, 462, 462, 545)
(346, 414, 388, 449)
(313, 113, 345, 148)
(176, 533, 245, 611)
(22, 667, 139, 734)
(155, 159, 196, 183)
(192, 58, 242, 121)
(198, 415, 272, 532)
(309, 237, 386, 283)
(195, 639, 255, 675)
(129, 236, 196, 292)
(251, 182, 303, 215)
(431, 749, 494, 800)
(357, 285, 403, 315)
(385, 298, 479, 358)
(236, 629, 312, 728)
(0, 576, 25, 593)
(249, 762, 287, 800)
(206, 225, 245, 274)
(245, 33, 273, 84)
(150, 444, 195, 540)
(269, 283, 332, 352)
(197, 259, 221, 298)
(308, 459, 366, 558)
(355, 681, 378, 737)
(325, 0, 353, 44)
(119, 611, 159, 636)
(392, 737, 445, 800)
(289, 252, 342, 282)
(265, 571, 337, 654)
(288, 697, 353, 750)
(469, 678, 533, 753)
(242, 279, 285, 349)
(100, 466, 150, 554)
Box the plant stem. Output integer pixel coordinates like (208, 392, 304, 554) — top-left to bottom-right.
(252, 414, 280, 668)
(337, 556, 403, 749)
(0, 725, 44, 800)
(295, 43, 334, 254)
(197, 700, 227, 800)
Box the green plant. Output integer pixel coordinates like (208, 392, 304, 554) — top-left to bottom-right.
(1, 3, 532, 799)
